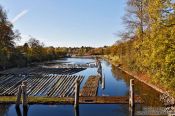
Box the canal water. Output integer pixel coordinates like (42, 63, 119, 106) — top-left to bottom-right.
(0, 57, 164, 116)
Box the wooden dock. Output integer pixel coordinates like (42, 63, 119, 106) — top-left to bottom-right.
(0, 67, 144, 106)
(80, 75, 100, 97)
(79, 96, 143, 104)
(0, 96, 143, 104)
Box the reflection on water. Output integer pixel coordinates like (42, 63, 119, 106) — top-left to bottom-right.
(0, 104, 10, 116)
(15, 106, 28, 116)
(74, 107, 79, 116)
(0, 58, 164, 116)
(111, 66, 163, 107)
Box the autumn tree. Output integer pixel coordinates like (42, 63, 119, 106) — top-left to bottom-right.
(0, 5, 20, 69)
(108, 0, 175, 93)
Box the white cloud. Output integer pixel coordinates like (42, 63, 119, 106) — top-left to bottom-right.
(11, 10, 28, 23)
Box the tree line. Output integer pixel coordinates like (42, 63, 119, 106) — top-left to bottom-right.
(106, 0, 175, 91)
(0, 5, 102, 70)
(0, 5, 71, 69)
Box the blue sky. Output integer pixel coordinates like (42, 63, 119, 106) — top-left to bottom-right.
(0, 0, 126, 47)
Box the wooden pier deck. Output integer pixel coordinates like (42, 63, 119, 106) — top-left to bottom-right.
(80, 75, 100, 97)
(79, 96, 143, 104)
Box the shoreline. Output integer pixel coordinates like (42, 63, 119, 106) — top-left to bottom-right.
(102, 56, 174, 97)
(117, 67, 164, 94)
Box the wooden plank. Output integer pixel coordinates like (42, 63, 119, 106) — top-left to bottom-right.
(80, 75, 100, 97)
(79, 96, 143, 104)
(0, 96, 143, 104)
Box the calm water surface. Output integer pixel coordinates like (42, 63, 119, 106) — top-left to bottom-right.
(0, 57, 163, 116)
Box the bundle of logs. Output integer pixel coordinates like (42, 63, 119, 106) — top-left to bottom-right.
(0, 74, 84, 97)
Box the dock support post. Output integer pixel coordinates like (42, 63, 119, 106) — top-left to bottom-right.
(129, 79, 134, 108)
(74, 79, 80, 109)
(102, 74, 105, 90)
(16, 85, 22, 106)
(22, 81, 28, 107)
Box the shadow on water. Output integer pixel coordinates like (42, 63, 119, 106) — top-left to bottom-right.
(15, 106, 28, 116)
(74, 107, 79, 116)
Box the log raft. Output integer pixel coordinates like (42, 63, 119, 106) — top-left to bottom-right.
(80, 75, 100, 97)
(0, 67, 86, 75)
(0, 74, 84, 97)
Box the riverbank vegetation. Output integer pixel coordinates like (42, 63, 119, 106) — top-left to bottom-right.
(105, 0, 175, 96)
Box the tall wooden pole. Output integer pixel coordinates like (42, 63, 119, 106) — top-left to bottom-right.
(74, 79, 80, 109)
(129, 79, 134, 108)
(16, 85, 22, 106)
(102, 74, 105, 90)
(22, 81, 28, 107)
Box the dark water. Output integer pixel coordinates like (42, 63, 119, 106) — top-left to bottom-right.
(0, 58, 163, 116)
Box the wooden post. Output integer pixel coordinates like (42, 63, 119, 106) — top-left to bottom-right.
(102, 74, 105, 90)
(74, 79, 80, 109)
(22, 81, 28, 107)
(129, 79, 134, 108)
(16, 85, 22, 106)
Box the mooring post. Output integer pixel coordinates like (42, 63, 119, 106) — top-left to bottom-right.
(129, 79, 135, 108)
(16, 85, 22, 106)
(22, 81, 28, 107)
(74, 79, 80, 109)
(102, 74, 105, 90)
